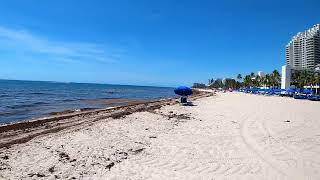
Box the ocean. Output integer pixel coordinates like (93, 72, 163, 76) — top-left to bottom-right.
(0, 80, 175, 124)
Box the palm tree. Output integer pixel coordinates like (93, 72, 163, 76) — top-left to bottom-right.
(260, 76, 266, 87)
(237, 74, 242, 81)
(291, 71, 319, 92)
(297, 70, 312, 89)
(265, 74, 271, 88)
(312, 73, 320, 86)
(255, 75, 261, 87)
(271, 70, 281, 88)
(312, 73, 320, 94)
(243, 75, 252, 88)
(208, 78, 214, 85)
(291, 71, 301, 88)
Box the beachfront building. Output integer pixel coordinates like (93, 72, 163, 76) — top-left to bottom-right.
(285, 24, 320, 71)
(282, 24, 320, 89)
(315, 64, 320, 72)
(257, 71, 265, 78)
(281, 65, 292, 89)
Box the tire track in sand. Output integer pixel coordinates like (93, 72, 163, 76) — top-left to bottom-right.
(240, 115, 288, 178)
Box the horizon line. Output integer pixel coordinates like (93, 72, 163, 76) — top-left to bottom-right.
(0, 78, 176, 89)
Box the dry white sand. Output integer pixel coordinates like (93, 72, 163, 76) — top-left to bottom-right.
(1, 93, 320, 180)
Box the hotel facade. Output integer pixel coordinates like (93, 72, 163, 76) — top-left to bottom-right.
(285, 24, 320, 71)
(282, 24, 320, 89)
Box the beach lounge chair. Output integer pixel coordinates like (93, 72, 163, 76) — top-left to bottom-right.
(308, 95, 320, 101)
(294, 95, 308, 100)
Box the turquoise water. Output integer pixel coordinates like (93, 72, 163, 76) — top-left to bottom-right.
(0, 80, 175, 124)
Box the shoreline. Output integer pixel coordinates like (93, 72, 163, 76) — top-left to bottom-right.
(0, 90, 213, 149)
(0, 79, 176, 125)
(0, 98, 173, 127)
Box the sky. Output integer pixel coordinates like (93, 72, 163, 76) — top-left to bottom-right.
(0, 0, 319, 87)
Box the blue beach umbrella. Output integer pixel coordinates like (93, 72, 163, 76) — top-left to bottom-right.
(174, 86, 193, 96)
(273, 89, 282, 93)
(286, 89, 296, 93)
(267, 89, 274, 93)
(302, 89, 313, 94)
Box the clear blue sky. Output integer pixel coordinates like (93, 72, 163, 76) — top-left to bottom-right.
(0, 0, 319, 87)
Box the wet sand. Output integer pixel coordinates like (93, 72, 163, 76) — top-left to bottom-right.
(1, 92, 320, 179)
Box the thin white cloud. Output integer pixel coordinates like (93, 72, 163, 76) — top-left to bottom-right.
(0, 26, 123, 63)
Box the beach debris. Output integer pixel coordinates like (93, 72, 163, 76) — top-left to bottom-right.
(118, 151, 128, 155)
(49, 110, 75, 116)
(134, 141, 145, 145)
(45, 125, 51, 129)
(28, 172, 46, 178)
(105, 162, 115, 170)
(0, 155, 9, 160)
(284, 120, 290, 122)
(110, 111, 132, 119)
(48, 166, 55, 173)
(0, 162, 11, 171)
(58, 151, 70, 161)
(231, 121, 237, 124)
(168, 113, 191, 120)
(149, 135, 157, 139)
(91, 162, 102, 166)
(129, 148, 145, 155)
(145, 128, 149, 130)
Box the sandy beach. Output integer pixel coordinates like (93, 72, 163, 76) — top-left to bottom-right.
(1, 92, 320, 179)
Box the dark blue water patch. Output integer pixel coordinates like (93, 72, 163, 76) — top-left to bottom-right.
(29, 92, 55, 95)
(61, 98, 88, 102)
(6, 102, 50, 109)
(0, 79, 175, 124)
(100, 97, 121, 100)
(0, 108, 32, 116)
(61, 99, 76, 102)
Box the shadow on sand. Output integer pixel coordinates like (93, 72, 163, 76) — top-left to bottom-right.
(182, 102, 197, 106)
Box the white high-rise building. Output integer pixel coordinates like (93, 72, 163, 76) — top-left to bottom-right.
(285, 24, 320, 71)
(282, 24, 320, 89)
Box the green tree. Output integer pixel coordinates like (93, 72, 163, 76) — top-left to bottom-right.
(265, 74, 271, 88)
(312, 73, 320, 86)
(209, 79, 223, 89)
(237, 74, 242, 81)
(255, 75, 261, 87)
(243, 75, 252, 88)
(270, 70, 281, 88)
(224, 78, 237, 89)
(294, 70, 312, 89)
